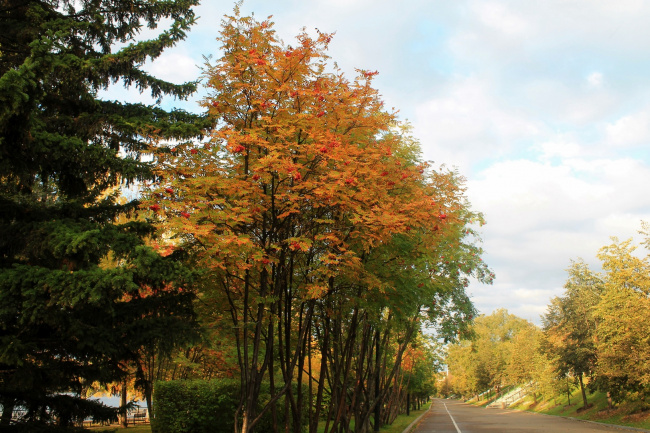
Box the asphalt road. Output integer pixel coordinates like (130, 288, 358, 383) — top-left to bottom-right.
(412, 399, 648, 433)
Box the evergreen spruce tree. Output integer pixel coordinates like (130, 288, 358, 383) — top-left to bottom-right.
(0, 1, 205, 430)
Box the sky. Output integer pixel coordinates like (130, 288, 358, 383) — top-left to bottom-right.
(104, 0, 650, 325)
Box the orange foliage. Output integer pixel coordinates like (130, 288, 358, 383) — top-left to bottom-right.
(144, 13, 469, 300)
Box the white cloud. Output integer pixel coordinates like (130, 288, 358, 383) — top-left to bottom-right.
(144, 51, 200, 84)
(537, 136, 583, 160)
(587, 72, 604, 88)
(466, 157, 650, 321)
(414, 77, 541, 170)
(606, 111, 650, 147)
(472, 1, 532, 37)
(522, 79, 619, 125)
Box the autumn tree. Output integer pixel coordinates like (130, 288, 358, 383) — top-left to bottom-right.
(542, 260, 604, 409)
(402, 335, 443, 413)
(445, 309, 532, 399)
(445, 342, 479, 398)
(506, 322, 563, 402)
(147, 8, 490, 433)
(0, 0, 205, 429)
(593, 236, 650, 402)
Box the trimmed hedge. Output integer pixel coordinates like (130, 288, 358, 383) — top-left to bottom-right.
(152, 379, 307, 433)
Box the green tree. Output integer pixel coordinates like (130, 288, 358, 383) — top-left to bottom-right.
(404, 335, 443, 403)
(0, 0, 204, 429)
(542, 260, 604, 409)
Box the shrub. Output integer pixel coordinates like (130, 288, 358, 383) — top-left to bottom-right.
(152, 379, 308, 433)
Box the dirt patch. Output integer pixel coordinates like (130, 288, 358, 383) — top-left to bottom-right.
(594, 407, 623, 419)
(576, 403, 594, 414)
(622, 410, 650, 423)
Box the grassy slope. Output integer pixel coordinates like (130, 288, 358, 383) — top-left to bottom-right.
(509, 388, 650, 430)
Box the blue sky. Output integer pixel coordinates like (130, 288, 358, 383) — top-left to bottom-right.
(104, 0, 650, 324)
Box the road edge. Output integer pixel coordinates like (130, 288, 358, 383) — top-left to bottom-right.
(402, 401, 434, 433)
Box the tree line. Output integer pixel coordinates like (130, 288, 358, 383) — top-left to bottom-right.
(0, 2, 490, 432)
(443, 226, 650, 410)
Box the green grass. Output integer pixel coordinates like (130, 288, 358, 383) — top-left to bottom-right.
(379, 406, 430, 433)
(511, 388, 650, 430)
(313, 404, 431, 433)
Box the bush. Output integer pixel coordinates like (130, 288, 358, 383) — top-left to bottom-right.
(152, 379, 308, 433)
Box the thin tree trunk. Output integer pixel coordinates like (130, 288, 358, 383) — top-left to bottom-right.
(311, 320, 329, 433)
(121, 378, 128, 428)
(579, 373, 588, 408)
(373, 330, 381, 433)
(406, 393, 410, 416)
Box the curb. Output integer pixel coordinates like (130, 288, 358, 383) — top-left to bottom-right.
(402, 402, 434, 433)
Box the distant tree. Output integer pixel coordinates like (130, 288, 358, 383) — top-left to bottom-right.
(507, 321, 541, 385)
(542, 260, 604, 409)
(445, 309, 529, 399)
(0, 0, 205, 429)
(507, 323, 563, 402)
(474, 309, 529, 392)
(403, 335, 443, 409)
(445, 342, 479, 398)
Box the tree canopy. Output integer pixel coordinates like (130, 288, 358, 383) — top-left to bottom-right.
(1, 3, 494, 432)
(144, 8, 491, 433)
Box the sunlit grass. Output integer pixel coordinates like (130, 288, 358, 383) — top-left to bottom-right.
(512, 388, 650, 430)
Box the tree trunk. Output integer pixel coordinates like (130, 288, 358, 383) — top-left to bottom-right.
(406, 393, 410, 416)
(241, 411, 250, 433)
(121, 378, 128, 428)
(373, 331, 381, 432)
(311, 321, 328, 433)
(579, 373, 588, 408)
(144, 382, 154, 427)
(269, 351, 278, 433)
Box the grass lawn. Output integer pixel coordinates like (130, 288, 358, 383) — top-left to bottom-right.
(511, 388, 650, 430)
